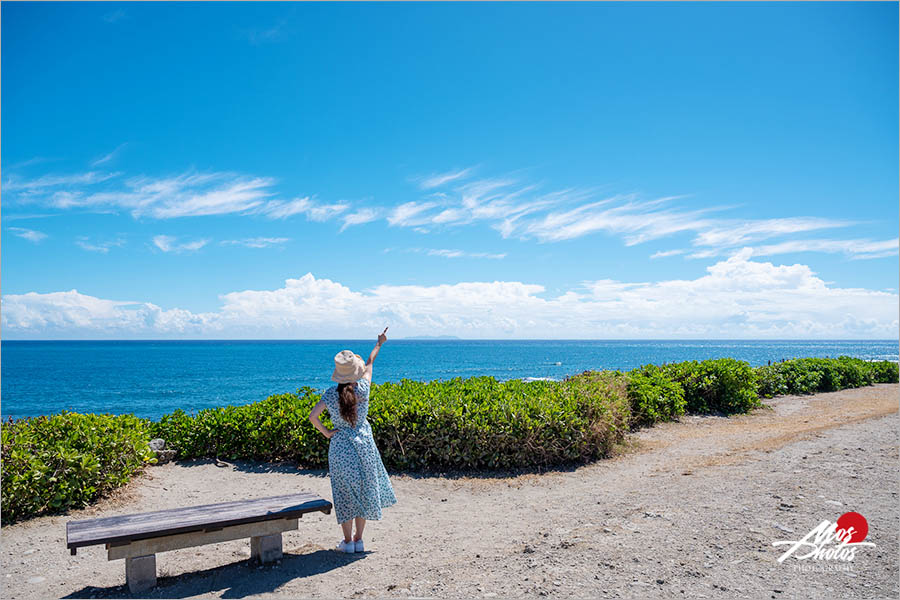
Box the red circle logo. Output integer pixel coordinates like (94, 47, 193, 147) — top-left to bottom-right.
(836, 512, 868, 543)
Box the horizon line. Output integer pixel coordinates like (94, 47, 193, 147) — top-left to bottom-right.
(2, 338, 897, 343)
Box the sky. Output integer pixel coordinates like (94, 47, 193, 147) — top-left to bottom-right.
(2, 1, 898, 340)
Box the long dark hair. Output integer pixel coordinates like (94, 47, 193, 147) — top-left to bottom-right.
(337, 382, 358, 427)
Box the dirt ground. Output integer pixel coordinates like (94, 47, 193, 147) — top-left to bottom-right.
(2, 384, 898, 600)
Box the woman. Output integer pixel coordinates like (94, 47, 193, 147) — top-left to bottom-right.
(308, 327, 397, 553)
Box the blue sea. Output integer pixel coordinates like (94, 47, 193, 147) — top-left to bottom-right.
(1, 340, 897, 420)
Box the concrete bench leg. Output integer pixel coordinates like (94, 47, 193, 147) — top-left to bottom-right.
(250, 533, 283, 563)
(125, 554, 156, 593)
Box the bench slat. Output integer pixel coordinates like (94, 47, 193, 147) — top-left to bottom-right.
(66, 493, 331, 549)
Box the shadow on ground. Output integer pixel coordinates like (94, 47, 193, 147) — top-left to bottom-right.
(170, 456, 596, 481)
(62, 550, 365, 599)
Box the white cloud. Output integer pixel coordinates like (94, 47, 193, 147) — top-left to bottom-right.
(341, 208, 380, 231)
(751, 238, 899, 260)
(513, 195, 717, 244)
(3, 253, 896, 339)
(102, 9, 127, 23)
(387, 201, 439, 226)
(425, 249, 506, 259)
(258, 197, 349, 221)
(152, 235, 209, 253)
(76, 236, 125, 253)
(14, 171, 275, 218)
(7, 227, 48, 243)
(3, 171, 120, 192)
(90, 143, 128, 167)
(650, 249, 686, 259)
(220, 237, 290, 248)
(417, 167, 475, 190)
(692, 217, 850, 248)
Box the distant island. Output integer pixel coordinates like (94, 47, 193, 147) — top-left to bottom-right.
(400, 335, 461, 340)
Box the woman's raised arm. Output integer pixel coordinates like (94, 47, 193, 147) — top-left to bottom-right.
(363, 327, 388, 382)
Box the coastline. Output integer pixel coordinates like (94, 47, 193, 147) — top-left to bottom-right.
(2, 384, 897, 599)
(4, 340, 897, 421)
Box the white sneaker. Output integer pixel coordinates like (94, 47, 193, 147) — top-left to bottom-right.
(354, 539, 364, 553)
(337, 540, 355, 553)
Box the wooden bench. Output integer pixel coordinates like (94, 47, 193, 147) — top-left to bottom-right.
(66, 492, 332, 593)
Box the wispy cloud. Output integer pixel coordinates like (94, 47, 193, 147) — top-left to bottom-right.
(3, 171, 120, 193)
(512, 195, 715, 244)
(152, 235, 209, 253)
(2, 167, 359, 225)
(258, 197, 348, 221)
(750, 238, 899, 260)
(220, 237, 291, 248)
(242, 18, 289, 44)
(426, 248, 506, 259)
(76, 236, 125, 253)
(90, 143, 128, 167)
(387, 247, 507, 259)
(341, 208, 381, 231)
(6, 170, 277, 219)
(387, 201, 440, 227)
(4, 157, 53, 169)
(417, 167, 475, 190)
(692, 217, 850, 248)
(102, 9, 127, 23)
(7, 227, 48, 243)
(650, 249, 686, 259)
(2, 213, 60, 222)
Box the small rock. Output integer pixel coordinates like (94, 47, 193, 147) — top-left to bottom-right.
(656, 579, 666, 585)
(825, 500, 843, 506)
(153, 448, 177, 464)
(523, 546, 535, 554)
(149, 438, 166, 452)
(27, 576, 45, 584)
(773, 524, 794, 534)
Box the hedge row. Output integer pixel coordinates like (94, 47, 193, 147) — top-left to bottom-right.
(754, 356, 898, 398)
(2, 356, 896, 523)
(1, 413, 156, 523)
(150, 373, 632, 471)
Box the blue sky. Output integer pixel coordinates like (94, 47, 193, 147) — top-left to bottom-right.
(2, 2, 898, 339)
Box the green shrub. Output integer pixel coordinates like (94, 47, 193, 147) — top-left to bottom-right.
(755, 364, 788, 398)
(151, 387, 328, 465)
(867, 360, 899, 384)
(370, 373, 631, 470)
(1, 412, 156, 524)
(663, 358, 760, 414)
(625, 364, 686, 426)
(754, 357, 897, 398)
(4, 355, 894, 523)
(153, 375, 631, 472)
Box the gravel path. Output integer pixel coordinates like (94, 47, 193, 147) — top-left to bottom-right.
(2, 384, 897, 600)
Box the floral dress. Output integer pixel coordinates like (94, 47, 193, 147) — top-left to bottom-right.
(322, 378, 397, 523)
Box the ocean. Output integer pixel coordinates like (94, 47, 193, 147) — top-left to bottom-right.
(1, 339, 896, 420)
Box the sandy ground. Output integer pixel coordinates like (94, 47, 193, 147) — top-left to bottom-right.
(2, 384, 898, 600)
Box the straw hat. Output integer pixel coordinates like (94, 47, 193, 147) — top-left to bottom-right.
(332, 350, 366, 383)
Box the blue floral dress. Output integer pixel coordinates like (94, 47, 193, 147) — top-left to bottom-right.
(322, 378, 397, 523)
